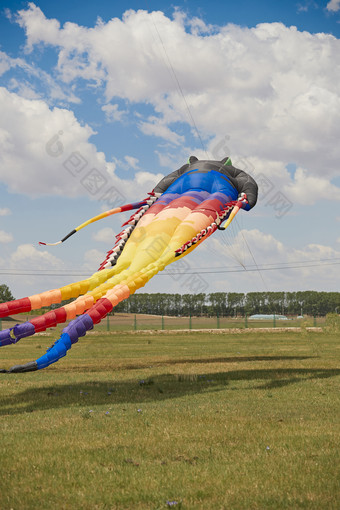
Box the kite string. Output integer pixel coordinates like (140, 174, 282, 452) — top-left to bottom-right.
(146, 5, 267, 287)
(240, 230, 268, 291)
(144, 2, 208, 157)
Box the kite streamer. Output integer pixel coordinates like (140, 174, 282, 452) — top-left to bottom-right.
(0, 157, 258, 372)
(38, 200, 151, 246)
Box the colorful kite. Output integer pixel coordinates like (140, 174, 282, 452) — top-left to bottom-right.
(0, 157, 258, 372)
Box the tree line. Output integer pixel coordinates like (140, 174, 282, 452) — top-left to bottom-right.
(1, 284, 339, 317)
(115, 290, 340, 317)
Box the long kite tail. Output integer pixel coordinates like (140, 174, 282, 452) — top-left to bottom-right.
(2, 203, 228, 373)
(0, 263, 116, 321)
(0, 253, 135, 347)
(0, 252, 168, 373)
(0, 193, 162, 348)
(0, 194, 242, 372)
(0, 262, 133, 348)
(0, 199, 240, 372)
(0, 192, 161, 321)
(0, 260, 156, 372)
(38, 193, 159, 246)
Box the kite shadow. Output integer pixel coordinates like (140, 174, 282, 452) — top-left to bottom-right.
(123, 354, 316, 369)
(1, 360, 339, 416)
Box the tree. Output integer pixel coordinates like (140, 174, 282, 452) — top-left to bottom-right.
(227, 293, 245, 317)
(104, 290, 340, 318)
(209, 293, 227, 316)
(265, 292, 284, 314)
(0, 284, 14, 303)
(245, 292, 267, 315)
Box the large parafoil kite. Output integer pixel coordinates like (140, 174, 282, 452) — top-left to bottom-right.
(0, 156, 258, 373)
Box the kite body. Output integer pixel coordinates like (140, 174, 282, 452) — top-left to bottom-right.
(0, 157, 257, 372)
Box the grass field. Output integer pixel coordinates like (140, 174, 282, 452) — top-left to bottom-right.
(1, 328, 339, 509)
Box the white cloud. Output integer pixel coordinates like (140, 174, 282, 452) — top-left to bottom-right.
(3, 244, 67, 298)
(238, 230, 340, 268)
(10, 243, 63, 269)
(284, 166, 340, 204)
(0, 50, 26, 77)
(92, 227, 115, 243)
(139, 118, 185, 146)
(101, 103, 128, 122)
(0, 207, 11, 216)
(0, 87, 121, 197)
(201, 229, 340, 292)
(208, 229, 286, 268)
(0, 50, 80, 104)
(297, 1, 319, 13)
(327, 0, 340, 12)
(0, 86, 169, 202)
(134, 170, 164, 188)
(82, 248, 106, 272)
(10, 4, 340, 198)
(124, 155, 139, 169)
(0, 230, 13, 243)
(15, 2, 62, 52)
(8, 77, 41, 100)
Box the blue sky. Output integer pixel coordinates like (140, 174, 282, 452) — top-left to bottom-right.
(0, 0, 339, 299)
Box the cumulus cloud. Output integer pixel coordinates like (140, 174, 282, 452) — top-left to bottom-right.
(92, 227, 115, 243)
(0, 87, 123, 197)
(327, 0, 340, 12)
(202, 228, 340, 291)
(0, 230, 13, 243)
(124, 155, 139, 169)
(9, 4, 339, 203)
(2, 243, 66, 297)
(0, 50, 79, 104)
(101, 103, 128, 122)
(0, 85, 170, 201)
(8, 77, 41, 100)
(284, 166, 340, 204)
(0, 50, 27, 77)
(139, 118, 185, 145)
(10, 243, 63, 269)
(134, 170, 164, 188)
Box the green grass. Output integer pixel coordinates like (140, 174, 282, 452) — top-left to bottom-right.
(1, 330, 339, 509)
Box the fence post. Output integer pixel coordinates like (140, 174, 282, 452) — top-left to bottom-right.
(314, 314, 317, 327)
(273, 314, 276, 328)
(106, 315, 110, 332)
(189, 312, 192, 330)
(134, 314, 137, 331)
(245, 313, 248, 329)
(216, 311, 220, 329)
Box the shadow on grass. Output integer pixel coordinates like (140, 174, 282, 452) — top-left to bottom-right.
(122, 355, 316, 369)
(1, 363, 340, 415)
